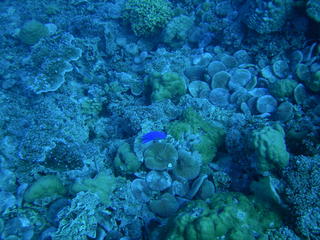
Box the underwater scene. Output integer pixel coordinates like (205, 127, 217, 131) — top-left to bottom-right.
(0, 0, 320, 239)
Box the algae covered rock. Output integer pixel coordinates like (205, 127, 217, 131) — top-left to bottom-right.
(24, 175, 66, 203)
(251, 124, 289, 173)
(164, 192, 282, 240)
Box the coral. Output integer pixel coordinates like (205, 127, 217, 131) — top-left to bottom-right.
(306, 0, 320, 22)
(149, 193, 179, 218)
(1, 215, 37, 240)
(173, 150, 201, 180)
(269, 79, 298, 98)
(310, 70, 320, 92)
(296, 62, 320, 92)
(208, 88, 230, 107)
(79, 97, 103, 116)
(188, 81, 210, 98)
(207, 61, 227, 77)
(275, 101, 294, 122)
(211, 71, 230, 89)
(199, 179, 215, 200)
(256, 95, 278, 114)
(163, 192, 282, 240)
(250, 176, 282, 206)
(143, 142, 178, 170)
(163, 15, 194, 48)
(282, 155, 320, 239)
(251, 124, 289, 173)
(123, 0, 173, 37)
(167, 109, 225, 163)
(24, 33, 82, 94)
(16, 94, 92, 175)
(114, 142, 141, 175)
(23, 175, 66, 203)
(228, 68, 252, 90)
(54, 192, 100, 240)
(42, 141, 84, 171)
(18, 20, 48, 45)
(144, 72, 187, 102)
(244, 0, 294, 34)
(71, 171, 116, 205)
(146, 170, 172, 191)
(266, 227, 301, 240)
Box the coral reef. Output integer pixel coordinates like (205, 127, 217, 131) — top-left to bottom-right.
(1, 0, 320, 238)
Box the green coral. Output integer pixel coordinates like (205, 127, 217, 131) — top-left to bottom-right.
(18, 20, 48, 45)
(251, 124, 289, 173)
(114, 142, 141, 175)
(164, 192, 282, 240)
(123, 0, 174, 37)
(167, 109, 225, 163)
(71, 171, 116, 205)
(23, 175, 66, 202)
(144, 72, 186, 102)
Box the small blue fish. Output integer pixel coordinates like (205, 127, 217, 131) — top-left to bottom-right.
(142, 131, 167, 144)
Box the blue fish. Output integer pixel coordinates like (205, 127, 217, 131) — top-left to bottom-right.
(142, 131, 167, 144)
